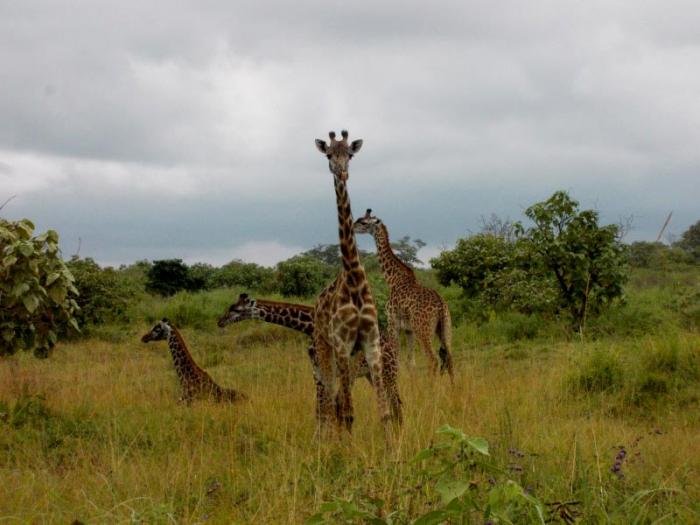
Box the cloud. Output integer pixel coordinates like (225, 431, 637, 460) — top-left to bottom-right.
(1, 1, 699, 265)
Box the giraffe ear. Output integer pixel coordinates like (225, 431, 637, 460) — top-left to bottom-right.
(315, 139, 328, 153)
(350, 139, 363, 154)
(250, 299, 256, 308)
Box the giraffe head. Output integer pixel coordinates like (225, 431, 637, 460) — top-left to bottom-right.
(141, 318, 173, 343)
(218, 293, 259, 327)
(353, 208, 382, 236)
(314, 129, 363, 181)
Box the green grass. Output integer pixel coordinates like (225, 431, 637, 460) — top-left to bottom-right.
(1, 266, 699, 523)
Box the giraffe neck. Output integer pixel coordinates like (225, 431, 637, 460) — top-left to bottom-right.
(373, 223, 416, 287)
(255, 300, 315, 336)
(334, 176, 364, 276)
(167, 327, 204, 382)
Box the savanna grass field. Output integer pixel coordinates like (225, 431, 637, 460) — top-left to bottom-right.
(1, 263, 699, 524)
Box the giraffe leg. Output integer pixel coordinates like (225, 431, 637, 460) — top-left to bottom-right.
(405, 330, 416, 368)
(359, 320, 393, 445)
(314, 338, 337, 435)
(335, 352, 354, 432)
(306, 345, 325, 423)
(436, 304, 455, 384)
(415, 325, 439, 376)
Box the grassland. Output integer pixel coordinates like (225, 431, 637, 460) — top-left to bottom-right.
(1, 268, 699, 524)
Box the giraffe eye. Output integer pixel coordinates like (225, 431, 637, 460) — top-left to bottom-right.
(349, 154, 353, 159)
(326, 154, 331, 159)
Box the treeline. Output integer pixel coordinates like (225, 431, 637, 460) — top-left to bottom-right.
(3, 190, 699, 356)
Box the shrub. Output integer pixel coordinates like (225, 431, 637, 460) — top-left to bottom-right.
(66, 257, 137, 328)
(211, 260, 277, 292)
(276, 255, 333, 298)
(0, 218, 79, 357)
(145, 259, 193, 296)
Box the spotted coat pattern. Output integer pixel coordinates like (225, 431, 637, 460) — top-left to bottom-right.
(141, 319, 247, 404)
(218, 294, 402, 423)
(355, 210, 455, 380)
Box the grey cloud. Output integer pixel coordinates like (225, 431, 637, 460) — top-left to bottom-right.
(1, 1, 699, 265)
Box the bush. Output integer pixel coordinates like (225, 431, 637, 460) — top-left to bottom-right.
(66, 257, 137, 328)
(0, 218, 79, 357)
(145, 259, 194, 296)
(211, 260, 277, 292)
(276, 256, 334, 298)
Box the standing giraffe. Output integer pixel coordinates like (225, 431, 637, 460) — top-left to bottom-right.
(313, 130, 391, 439)
(218, 293, 402, 423)
(354, 209, 455, 380)
(141, 319, 247, 404)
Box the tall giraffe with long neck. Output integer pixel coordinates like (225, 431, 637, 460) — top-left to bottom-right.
(218, 293, 402, 423)
(313, 130, 391, 439)
(355, 209, 455, 380)
(141, 319, 247, 404)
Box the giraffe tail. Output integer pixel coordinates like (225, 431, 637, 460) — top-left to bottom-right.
(436, 302, 455, 380)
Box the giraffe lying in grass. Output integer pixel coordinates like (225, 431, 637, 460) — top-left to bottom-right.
(141, 319, 247, 404)
(355, 209, 455, 381)
(218, 293, 402, 424)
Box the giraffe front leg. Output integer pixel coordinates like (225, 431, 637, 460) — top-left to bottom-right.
(314, 338, 337, 436)
(359, 323, 393, 446)
(335, 352, 354, 433)
(405, 330, 416, 368)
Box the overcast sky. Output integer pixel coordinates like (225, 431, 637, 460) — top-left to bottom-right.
(1, 1, 698, 267)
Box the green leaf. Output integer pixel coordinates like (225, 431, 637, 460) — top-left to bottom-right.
(304, 514, 327, 525)
(435, 479, 471, 504)
(46, 272, 61, 286)
(11, 282, 30, 297)
(18, 243, 34, 257)
(2, 255, 17, 268)
(68, 318, 80, 332)
(465, 437, 490, 456)
(22, 294, 40, 313)
(436, 424, 466, 441)
(47, 285, 67, 304)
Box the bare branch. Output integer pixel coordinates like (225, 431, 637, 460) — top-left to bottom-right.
(0, 195, 17, 213)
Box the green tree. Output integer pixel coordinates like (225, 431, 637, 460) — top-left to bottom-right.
(145, 259, 192, 296)
(391, 235, 426, 267)
(674, 220, 700, 262)
(523, 191, 628, 330)
(66, 257, 136, 327)
(211, 259, 276, 292)
(276, 255, 333, 297)
(0, 218, 79, 357)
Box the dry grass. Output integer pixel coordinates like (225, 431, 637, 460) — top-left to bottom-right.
(1, 324, 699, 523)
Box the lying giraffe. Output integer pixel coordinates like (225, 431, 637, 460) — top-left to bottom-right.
(218, 293, 402, 423)
(141, 319, 247, 404)
(313, 130, 391, 439)
(355, 209, 455, 380)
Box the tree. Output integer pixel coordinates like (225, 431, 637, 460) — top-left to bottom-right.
(211, 259, 276, 292)
(301, 244, 342, 266)
(0, 218, 79, 357)
(276, 255, 333, 297)
(675, 220, 700, 262)
(523, 191, 628, 330)
(145, 259, 192, 296)
(391, 236, 426, 267)
(66, 257, 136, 327)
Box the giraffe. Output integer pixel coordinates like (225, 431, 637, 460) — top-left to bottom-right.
(141, 318, 247, 404)
(313, 129, 391, 439)
(354, 209, 455, 380)
(218, 293, 402, 423)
